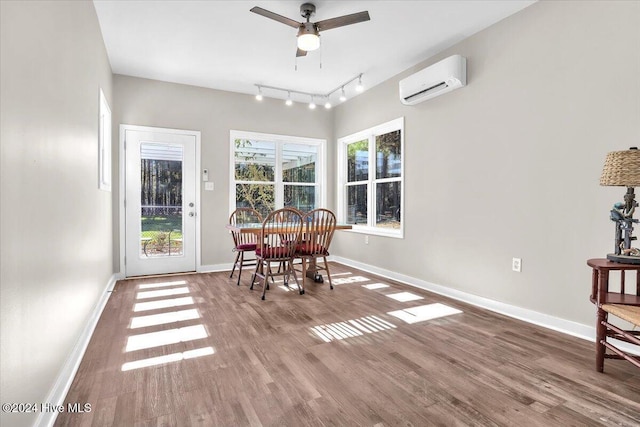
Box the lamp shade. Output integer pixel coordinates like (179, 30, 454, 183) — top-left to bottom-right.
(600, 147, 640, 187)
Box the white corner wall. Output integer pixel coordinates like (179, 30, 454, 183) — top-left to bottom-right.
(331, 0, 640, 327)
(0, 1, 114, 426)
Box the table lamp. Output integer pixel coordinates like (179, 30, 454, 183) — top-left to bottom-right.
(600, 147, 640, 263)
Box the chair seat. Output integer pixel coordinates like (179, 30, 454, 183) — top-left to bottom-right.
(256, 246, 291, 259)
(236, 243, 257, 251)
(296, 243, 329, 256)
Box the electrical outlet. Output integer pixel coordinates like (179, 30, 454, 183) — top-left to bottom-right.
(512, 257, 522, 272)
(365, 235, 369, 245)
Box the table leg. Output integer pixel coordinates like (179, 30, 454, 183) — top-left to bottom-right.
(595, 269, 609, 372)
(596, 308, 607, 372)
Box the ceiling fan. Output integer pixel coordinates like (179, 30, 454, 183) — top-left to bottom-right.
(250, 3, 370, 57)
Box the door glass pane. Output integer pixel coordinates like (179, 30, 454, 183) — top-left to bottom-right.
(284, 185, 315, 213)
(376, 130, 401, 179)
(140, 143, 183, 258)
(347, 184, 367, 224)
(347, 140, 369, 182)
(283, 143, 316, 183)
(236, 183, 274, 219)
(376, 182, 401, 229)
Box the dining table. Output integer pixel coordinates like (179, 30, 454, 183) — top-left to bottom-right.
(225, 221, 352, 280)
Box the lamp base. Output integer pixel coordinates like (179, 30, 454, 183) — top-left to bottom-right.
(606, 253, 640, 265)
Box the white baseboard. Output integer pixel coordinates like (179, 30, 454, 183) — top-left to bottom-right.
(331, 256, 639, 355)
(34, 274, 118, 427)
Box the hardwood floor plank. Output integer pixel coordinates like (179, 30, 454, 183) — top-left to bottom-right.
(55, 263, 640, 426)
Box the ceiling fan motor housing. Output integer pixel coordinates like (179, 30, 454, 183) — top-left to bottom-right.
(297, 22, 319, 37)
(300, 3, 316, 20)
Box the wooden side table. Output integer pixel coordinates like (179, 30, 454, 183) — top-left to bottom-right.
(587, 258, 640, 372)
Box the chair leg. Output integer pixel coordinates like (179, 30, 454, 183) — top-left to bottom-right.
(323, 256, 333, 290)
(236, 251, 244, 286)
(261, 263, 272, 300)
(230, 251, 240, 278)
(250, 259, 260, 290)
(291, 259, 304, 295)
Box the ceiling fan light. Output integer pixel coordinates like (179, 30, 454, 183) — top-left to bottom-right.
(297, 33, 320, 51)
(297, 28, 320, 51)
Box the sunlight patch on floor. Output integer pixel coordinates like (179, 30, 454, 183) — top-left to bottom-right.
(133, 296, 194, 312)
(126, 324, 208, 352)
(136, 287, 190, 300)
(386, 292, 424, 302)
(331, 275, 370, 285)
(138, 280, 187, 289)
(362, 283, 390, 290)
(311, 315, 396, 342)
(121, 346, 214, 371)
(278, 284, 301, 292)
(387, 303, 462, 324)
(130, 309, 200, 329)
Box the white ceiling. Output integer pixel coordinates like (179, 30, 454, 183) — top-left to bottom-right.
(93, 0, 535, 104)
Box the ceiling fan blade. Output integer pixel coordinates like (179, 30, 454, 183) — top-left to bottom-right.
(316, 11, 370, 31)
(250, 6, 301, 29)
(296, 48, 308, 57)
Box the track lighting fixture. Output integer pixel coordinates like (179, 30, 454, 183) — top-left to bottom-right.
(355, 74, 364, 92)
(339, 87, 347, 102)
(253, 73, 364, 107)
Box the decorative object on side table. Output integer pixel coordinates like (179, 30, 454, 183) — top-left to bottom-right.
(600, 147, 640, 264)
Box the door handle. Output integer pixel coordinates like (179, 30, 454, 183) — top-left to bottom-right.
(189, 212, 195, 217)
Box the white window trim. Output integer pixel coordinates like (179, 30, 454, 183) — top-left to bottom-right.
(98, 88, 112, 191)
(229, 130, 327, 216)
(337, 117, 405, 238)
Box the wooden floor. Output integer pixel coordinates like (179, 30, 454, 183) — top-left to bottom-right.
(56, 263, 640, 426)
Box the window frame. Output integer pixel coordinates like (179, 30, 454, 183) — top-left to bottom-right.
(229, 130, 326, 217)
(337, 117, 405, 238)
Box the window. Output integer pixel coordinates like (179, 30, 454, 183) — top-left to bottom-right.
(230, 131, 326, 218)
(338, 117, 404, 238)
(98, 88, 112, 191)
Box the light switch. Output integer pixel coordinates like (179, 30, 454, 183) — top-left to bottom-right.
(205, 182, 214, 191)
(202, 169, 209, 181)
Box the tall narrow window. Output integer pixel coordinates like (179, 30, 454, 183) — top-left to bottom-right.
(230, 131, 325, 218)
(338, 118, 404, 238)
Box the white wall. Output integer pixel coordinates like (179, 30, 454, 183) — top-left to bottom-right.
(0, 1, 114, 426)
(112, 75, 334, 270)
(332, 0, 640, 326)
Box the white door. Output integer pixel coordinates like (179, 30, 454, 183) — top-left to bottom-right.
(124, 128, 198, 277)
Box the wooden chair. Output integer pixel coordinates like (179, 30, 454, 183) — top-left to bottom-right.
(251, 208, 303, 300)
(229, 208, 262, 286)
(599, 303, 640, 370)
(295, 208, 337, 292)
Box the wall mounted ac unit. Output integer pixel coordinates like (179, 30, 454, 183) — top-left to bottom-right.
(399, 55, 466, 105)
